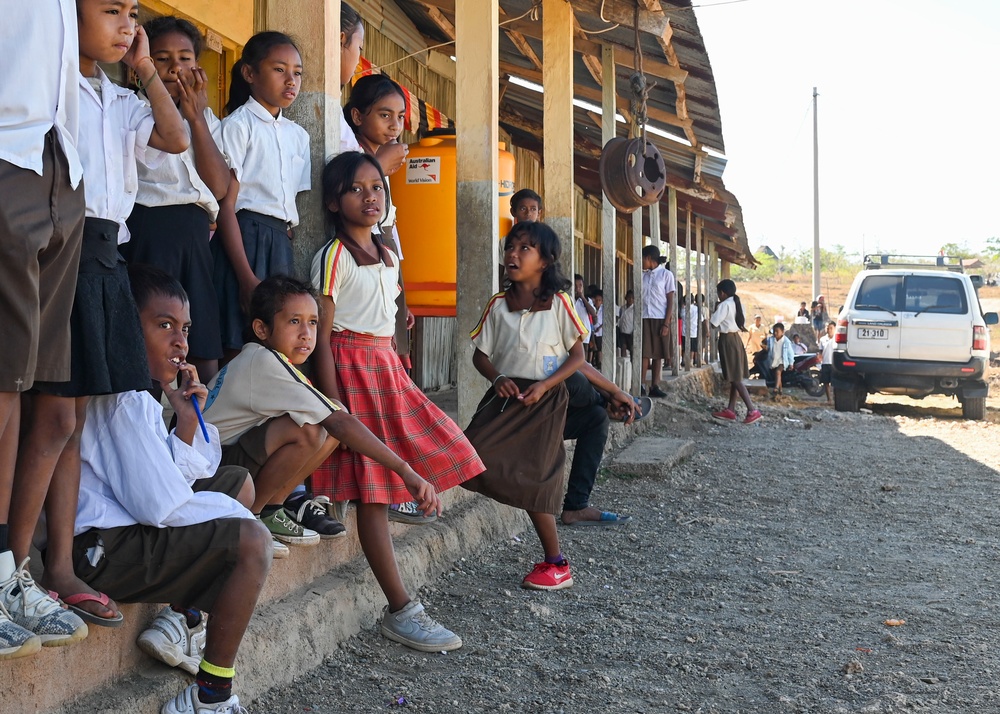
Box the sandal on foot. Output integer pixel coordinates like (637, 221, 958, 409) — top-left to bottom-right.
(563, 510, 632, 527)
(62, 592, 124, 628)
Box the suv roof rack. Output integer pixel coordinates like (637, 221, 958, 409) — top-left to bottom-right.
(863, 254, 965, 273)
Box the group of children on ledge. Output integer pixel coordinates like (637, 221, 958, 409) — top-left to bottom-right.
(1, 3, 651, 713)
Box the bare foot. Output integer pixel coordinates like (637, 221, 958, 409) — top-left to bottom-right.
(560, 506, 631, 526)
(41, 572, 120, 621)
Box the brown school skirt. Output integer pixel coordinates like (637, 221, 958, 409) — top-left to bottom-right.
(641, 318, 672, 360)
(462, 378, 569, 515)
(718, 331, 749, 382)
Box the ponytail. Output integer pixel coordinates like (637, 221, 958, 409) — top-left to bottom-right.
(717, 279, 746, 331)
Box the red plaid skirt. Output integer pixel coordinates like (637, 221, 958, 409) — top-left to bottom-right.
(311, 331, 485, 503)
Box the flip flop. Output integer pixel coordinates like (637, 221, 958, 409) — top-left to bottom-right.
(62, 591, 125, 628)
(564, 511, 633, 527)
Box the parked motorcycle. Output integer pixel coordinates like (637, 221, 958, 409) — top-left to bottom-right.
(751, 347, 824, 397)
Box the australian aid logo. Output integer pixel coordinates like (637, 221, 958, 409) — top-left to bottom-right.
(405, 157, 441, 184)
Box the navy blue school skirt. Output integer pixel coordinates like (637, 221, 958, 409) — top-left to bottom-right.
(211, 210, 293, 350)
(35, 218, 150, 396)
(124, 203, 223, 360)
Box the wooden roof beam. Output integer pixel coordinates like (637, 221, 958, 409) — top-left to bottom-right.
(504, 28, 543, 70)
(417, 2, 456, 39)
(498, 107, 603, 160)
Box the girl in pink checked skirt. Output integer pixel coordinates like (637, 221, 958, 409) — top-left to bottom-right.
(309, 151, 484, 653)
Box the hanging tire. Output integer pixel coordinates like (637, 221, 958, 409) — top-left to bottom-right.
(962, 396, 986, 420)
(834, 385, 860, 412)
(804, 371, 825, 397)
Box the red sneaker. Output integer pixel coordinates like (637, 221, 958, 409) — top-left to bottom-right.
(743, 409, 763, 425)
(711, 408, 738, 421)
(522, 560, 574, 591)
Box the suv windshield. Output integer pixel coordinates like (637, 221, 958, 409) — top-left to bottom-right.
(855, 274, 967, 314)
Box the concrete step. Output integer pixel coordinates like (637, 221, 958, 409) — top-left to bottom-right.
(607, 436, 696, 478)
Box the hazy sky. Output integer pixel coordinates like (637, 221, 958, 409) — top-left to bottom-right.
(694, 0, 999, 260)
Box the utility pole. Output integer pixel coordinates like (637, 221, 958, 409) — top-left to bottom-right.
(812, 87, 821, 299)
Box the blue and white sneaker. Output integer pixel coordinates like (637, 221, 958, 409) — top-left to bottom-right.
(0, 551, 87, 648)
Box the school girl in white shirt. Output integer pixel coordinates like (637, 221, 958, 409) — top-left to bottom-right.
(709, 279, 761, 424)
(212, 31, 311, 352)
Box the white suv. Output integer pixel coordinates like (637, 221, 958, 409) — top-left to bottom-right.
(832, 255, 999, 420)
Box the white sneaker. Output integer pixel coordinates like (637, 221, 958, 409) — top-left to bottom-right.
(379, 600, 462, 652)
(161, 683, 246, 714)
(0, 551, 87, 647)
(270, 538, 289, 559)
(0, 600, 40, 660)
(138, 606, 207, 676)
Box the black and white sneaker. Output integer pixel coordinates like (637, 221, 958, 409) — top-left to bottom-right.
(284, 493, 347, 539)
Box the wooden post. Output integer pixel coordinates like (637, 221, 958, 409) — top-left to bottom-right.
(631, 207, 644, 393)
(696, 218, 706, 367)
(455, 0, 500, 426)
(600, 43, 617, 380)
(260, 0, 340, 279)
(667, 186, 678, 376)
(709, 242, 718, 363)
(543, 0, 575, 275)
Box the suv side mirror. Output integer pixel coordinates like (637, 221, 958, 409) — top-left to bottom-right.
(970, 275, 983, 289)
(985, 312, 999, 326)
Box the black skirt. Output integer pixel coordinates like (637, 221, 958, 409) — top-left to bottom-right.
(211, 210, 293, 350)
(35, 218, 150, 397)
(124, 203, 223, 360)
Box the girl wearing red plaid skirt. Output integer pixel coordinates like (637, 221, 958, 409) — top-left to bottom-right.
(310, 152, 484, 652)
(462, 222, 587, 591)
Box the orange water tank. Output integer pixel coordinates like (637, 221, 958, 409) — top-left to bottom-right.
(390, 133, 515, 316)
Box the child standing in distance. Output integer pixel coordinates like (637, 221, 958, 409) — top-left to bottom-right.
(0, 0, 87, 659)
(640, 244, 675, 397)
(124, 16, 231, 381)
(590, 288, 604, 369)
(9, 0, 189, 634)
(710, 279, 761, 424)
(463, 221, 587, 590)
(684, 293, 700, 367)
(204, 276, 443, 546)
(311, 152, 483, 652)
(819, 320, 836, 403)
(510, 188, 543, 224)
(212, 31, 310, 354)
(768, 322, 794, 396)
(617, 289, 635, 358)
(74, 265, 271, 714)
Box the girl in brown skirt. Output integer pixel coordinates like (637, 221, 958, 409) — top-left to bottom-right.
(709, 279, 762, 424)
(463, 222, 588, 591)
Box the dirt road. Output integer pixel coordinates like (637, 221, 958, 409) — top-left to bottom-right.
(255, 388, 1000, 713)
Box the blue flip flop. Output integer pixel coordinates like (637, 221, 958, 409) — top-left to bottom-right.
(564, 511, 633, 527)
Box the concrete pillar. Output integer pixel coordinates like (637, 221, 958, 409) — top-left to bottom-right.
(542, 0, 575, 274)
(260, 0, 341, 279)
(455, 0, 500, 426)
(600, 43, 617, 380)
(631, 208, 643, 393)
(666, 186, 678, 376)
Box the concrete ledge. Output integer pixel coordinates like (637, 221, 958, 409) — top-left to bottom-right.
(45, 490, 529, 714)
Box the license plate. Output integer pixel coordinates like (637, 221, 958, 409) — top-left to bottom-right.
(857, 327, 888, 339)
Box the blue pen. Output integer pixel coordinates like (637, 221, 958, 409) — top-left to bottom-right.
(191, 397, 210, 444)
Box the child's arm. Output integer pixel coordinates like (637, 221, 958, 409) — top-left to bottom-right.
(320, 411, 441, 517)
(124, 27, 188, 154)
(176, 68, 230, 199)
(214, 171, 259, 311)
(313, 294, 341, 402)
(473, 348, 522, 399)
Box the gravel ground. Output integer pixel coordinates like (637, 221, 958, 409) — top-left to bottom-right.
(254, 388, 1000, 714)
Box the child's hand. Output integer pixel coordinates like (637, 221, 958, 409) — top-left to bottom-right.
(399, 467, 442, 518)
(376, 141, 408, 175)
(239, 275, 262, 315)
(606, 389, 638, 424)
(161, 361, 207, 419)
(122, 26, 150, 72)
(176, 67, 209, 123)
(519, 380, 549, 406)
(405, 308, 415, 330)
(493, 376, 520, 399)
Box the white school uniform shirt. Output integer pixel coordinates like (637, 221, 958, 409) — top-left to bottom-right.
(75, 391, 253, 536)
(593, 304, 604, 337)
(618, 303, 635, 334)
(221, 96, 310, 226)
(79, 69, 164, 243)
(685, 303, 700, 338)
(641, 265, 676, 319)
(312, 238, 400, 337)
(0, 1, 82, 187)
(820, 334, 835, 365)
(136, 107, 225, 222)
(710, 296, 739, 333)
(574, 297, 593, 344)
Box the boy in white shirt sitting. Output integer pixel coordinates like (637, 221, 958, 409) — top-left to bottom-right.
(72, 265, 271, 714)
